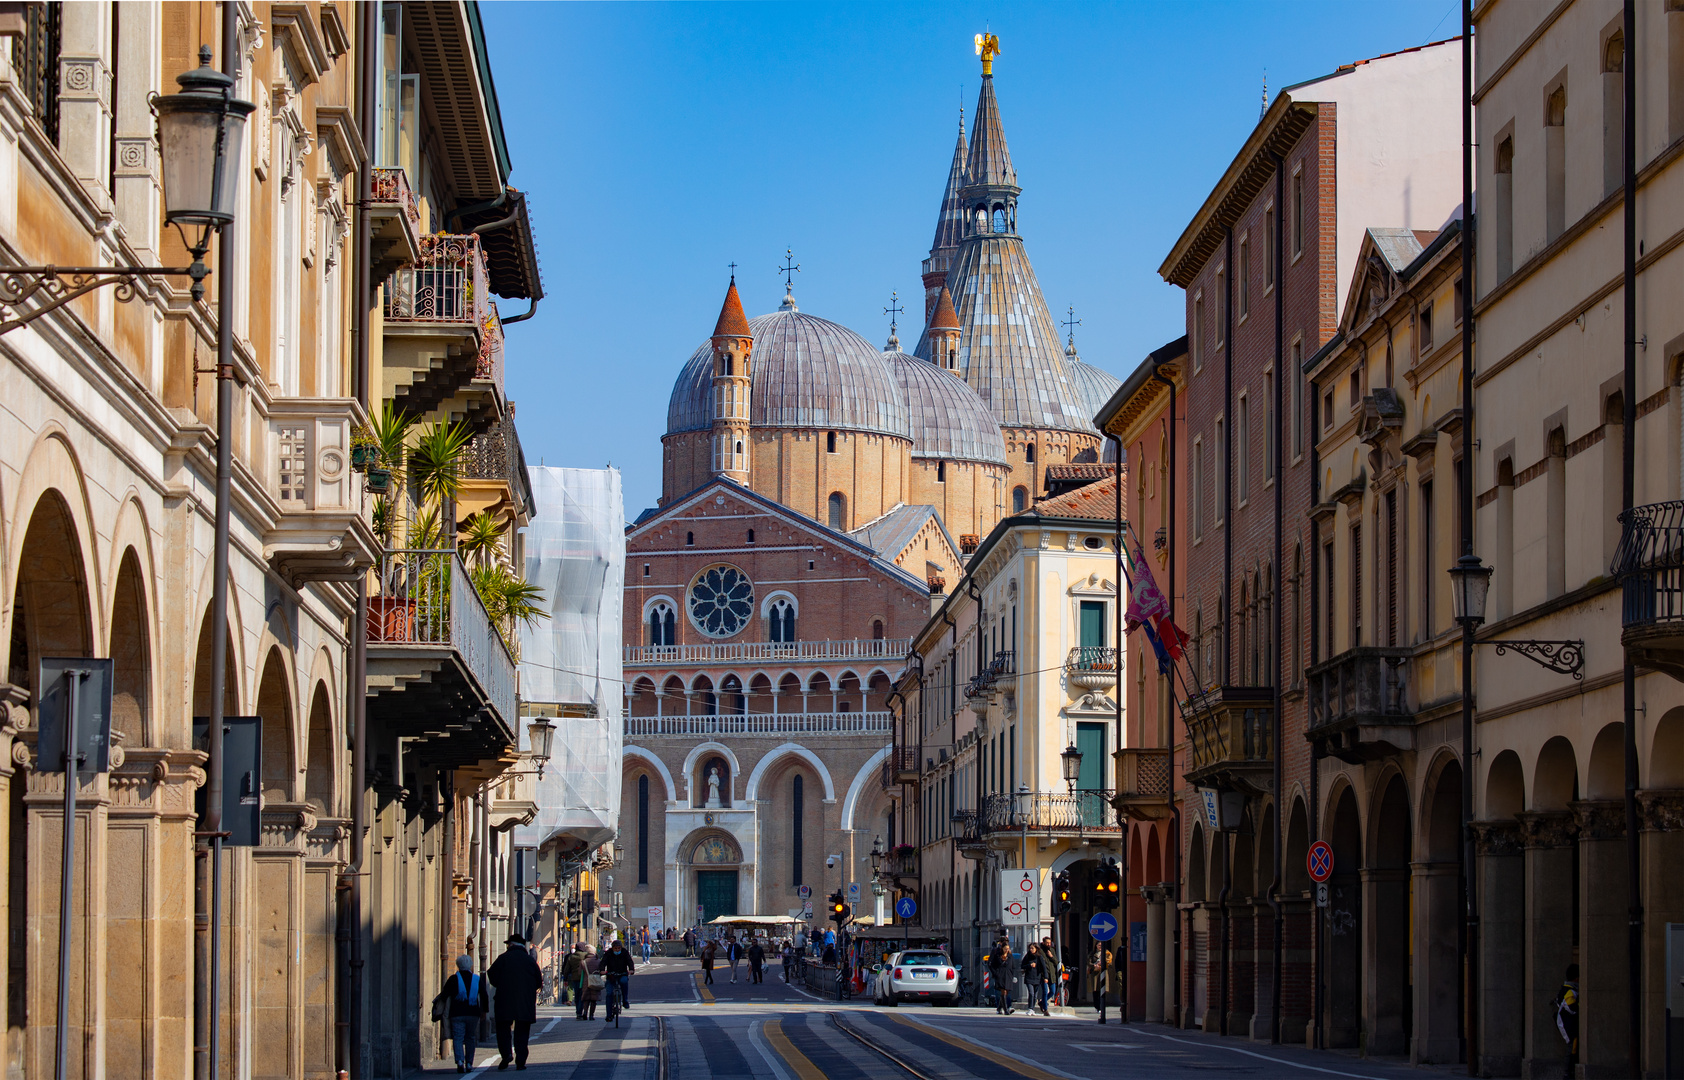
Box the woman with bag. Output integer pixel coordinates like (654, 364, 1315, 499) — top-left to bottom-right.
(580, 946, 605, 1020)
(1089, 946, 1113, 1024)
(433, 954, 490, 1073)
(700, 937, 718, 985)
(562, 944, 589, 1020)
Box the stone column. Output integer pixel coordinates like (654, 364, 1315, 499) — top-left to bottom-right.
(1472, 820, 1524, 1076)
(1519, 810, 1576, 1076)
(54, 2, 113, 203)
(304, 817, 349, 1078)
(1572, 799, 1629, 1079)
(1361, 866, 1410, 1056)
(1410, 858, 1461, 1064)
(1142, 884, 1166, 1022)
(1278, 895, 1312, 1046)
(1639, 790, 1684, 1077)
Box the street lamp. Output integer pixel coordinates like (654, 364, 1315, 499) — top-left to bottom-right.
(1448, 553, 1493, 626)
(869, 834, 885, 877)
(526, 717, 556, 780)
(1061, 742, 1083, 794)
(0, 46, 252, 332)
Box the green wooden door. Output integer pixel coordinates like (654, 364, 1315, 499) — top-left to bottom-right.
(1077, 722, 1108, 826)
(697, 870, 739, 924)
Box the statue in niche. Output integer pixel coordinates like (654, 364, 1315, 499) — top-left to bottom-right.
(706, 767, 722, 809)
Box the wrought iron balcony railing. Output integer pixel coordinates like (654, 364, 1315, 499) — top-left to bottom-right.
(463, 419, 531, 512)
(383, 232, 504, 385)
(1613, 500, 1684, 682)
(979, 789, 1119, 834)
(371, 167, 420, 231)
(366, 548, 518, 726)
(1066, 646, 1119, 689)
(880, 745, 920, 789)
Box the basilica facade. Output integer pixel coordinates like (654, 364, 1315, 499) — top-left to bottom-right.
(618, 59, 1121, 928)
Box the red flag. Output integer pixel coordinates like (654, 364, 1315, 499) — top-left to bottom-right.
(1154, 615, 1189, 661)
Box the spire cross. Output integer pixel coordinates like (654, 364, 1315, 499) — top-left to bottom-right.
(884, 291, 904, 334)
(1062, 306, 1081, 346)
(728, 261, 737, 282)
(778, 249, 801, 291)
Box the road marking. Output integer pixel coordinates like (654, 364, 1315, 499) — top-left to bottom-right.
(889, 1014, 1076, 1080)
(1070, 1043, 1142, 1051)
(749, 1020, 798, 1080)
(693, 971, 715, 1004)
(761, 1018, 827, 1080)
(541, 1017, 560, 1034)
(1131, 1029, 1394, 1079)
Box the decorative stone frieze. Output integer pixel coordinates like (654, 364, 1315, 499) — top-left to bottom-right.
(1638, 789, 1684, 832)
(260, 801, 319, 852)
(1569, 799, 1626, 841)
(1517, 810, 1577, 849)
(307, 816, 351, 863)
(1470, 819, 1524, 856)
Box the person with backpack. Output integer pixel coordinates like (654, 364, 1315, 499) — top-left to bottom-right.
(561, 944, 590, 1020)
(437, 954, 490, 1073)
(1553, 963, 1579, 1076)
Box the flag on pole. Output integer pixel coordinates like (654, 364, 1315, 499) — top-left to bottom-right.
(1124, 547, 1170, 629)
(1154, 615, 1189, 661)
(1140, 618, 1173, 676)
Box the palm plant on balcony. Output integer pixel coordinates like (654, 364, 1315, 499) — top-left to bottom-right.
(468, 561, 548, 657)
(458, 510, 506, 568)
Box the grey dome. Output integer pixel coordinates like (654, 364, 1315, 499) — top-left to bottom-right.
(1067, 354, 1122, 430)
(885, 349, 1008, 467)
(667, 306, 911, 441)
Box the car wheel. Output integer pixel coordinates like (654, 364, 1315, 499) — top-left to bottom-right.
(885, 997, 898, 1008)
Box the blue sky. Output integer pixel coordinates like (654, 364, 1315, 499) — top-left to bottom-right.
(481, 0, 1461, 516)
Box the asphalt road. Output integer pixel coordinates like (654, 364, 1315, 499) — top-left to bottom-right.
(430, 957, 1461, 1079)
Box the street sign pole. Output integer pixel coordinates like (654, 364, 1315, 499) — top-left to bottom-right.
(54, 667, 81, 1080)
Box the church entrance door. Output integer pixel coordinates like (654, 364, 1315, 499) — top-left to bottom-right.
(697, 870, 739, 924)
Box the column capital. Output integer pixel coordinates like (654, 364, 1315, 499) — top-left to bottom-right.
(1568, 798, 1625, 841)
(1637, 789, 1684, 832)
(1517, 809, 1577, 849)
(1470, 818, 1524, 856)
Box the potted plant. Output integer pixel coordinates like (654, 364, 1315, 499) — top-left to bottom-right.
(350, 423, 380, 472)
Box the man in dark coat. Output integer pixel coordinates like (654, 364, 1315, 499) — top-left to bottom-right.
(487, 935, 544, 1071)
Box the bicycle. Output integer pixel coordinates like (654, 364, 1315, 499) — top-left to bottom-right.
(604, 974, 628, 1027)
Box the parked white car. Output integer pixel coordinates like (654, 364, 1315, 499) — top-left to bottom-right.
(874, 950, 960, 1006)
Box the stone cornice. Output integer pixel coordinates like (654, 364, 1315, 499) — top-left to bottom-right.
(1570, 799, 1626, 841)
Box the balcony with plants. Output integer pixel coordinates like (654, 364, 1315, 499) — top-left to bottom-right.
(359, 403, 546, 762)
(380, 232, 506, 430)
(1066, 646, 1118, 690)
(368, 167, 422, 279)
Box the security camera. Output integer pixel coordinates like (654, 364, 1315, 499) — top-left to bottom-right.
(826, 855, 837, 869)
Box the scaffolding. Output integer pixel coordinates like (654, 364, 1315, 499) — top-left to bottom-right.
(514, 466, 624, 852)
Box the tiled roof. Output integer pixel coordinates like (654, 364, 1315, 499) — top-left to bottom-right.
(1028, 471, 1123, 521)
(713, 279, 751, 338)
(885, 348, 1008, 466)
(928, 122, 970, 269)
(963, 76, 1017, 191)
(930, 284, 960, 331)
(667, 305, 911, 441)
(1066, 352, 1123, 429)
(1044, 463, 1112, 482)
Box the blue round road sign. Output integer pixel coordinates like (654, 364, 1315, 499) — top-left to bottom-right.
(1088, 912, 1118, 941)
(895, 897, 917, 919)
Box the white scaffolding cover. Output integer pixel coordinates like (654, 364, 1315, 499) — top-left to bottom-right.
(515, 467, 624, 852)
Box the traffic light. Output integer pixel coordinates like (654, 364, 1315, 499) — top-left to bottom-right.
(1052, 871, 1072, 916)
(1093, 859, 1120, 911)
(829, 891, 851, 924)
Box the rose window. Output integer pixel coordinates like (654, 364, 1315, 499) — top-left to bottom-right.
(688, 564, 754, 638)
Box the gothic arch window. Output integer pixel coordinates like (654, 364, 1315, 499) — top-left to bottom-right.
(648, 601, 676, 647)
(828, 492, 846, 530)
(692, 675, 717, 716)
(637, 775, 650, 884)
(1012, 487, 1028, 513)
(769, 598, 796, 643)
(720, 674, 745, 716)
(792, 773, 805, 889)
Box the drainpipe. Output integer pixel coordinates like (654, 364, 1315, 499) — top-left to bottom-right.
(1149, 352, 1179, 1029)
(1219, 225, 1234, 1038)
(446, 187, 509, 233)
(1268, 148, 1286, 1046)
(1309, 331, 1325, 1052)
(1619, 2, 1641, 1075)
(1111, 431, 1129, 1023)
(1458, 9, 1480, 1074)
(502, 298, 539, 325)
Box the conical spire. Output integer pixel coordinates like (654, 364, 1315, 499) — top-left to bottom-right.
(712, 277, 751, 338)
(931, 284, 960, 331)
(930, 115, 969, 259)
(963, 74, 1017, 192)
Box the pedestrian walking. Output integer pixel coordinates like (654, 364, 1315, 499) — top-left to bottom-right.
(727, 934, 743, 983)
(1089, 946, 1112, 1023)
(562, 944, 589, 1020)
(700, 938, 717, 985)
(436, 954, 490, 1073)
(639, 929, 652, 963)
(488, 934, 543, 1071)
(1039, 936, 1062, 1010)
(683, 928, 696, 958)
(987, 938, 1015, 1015)
(747, 938, 765, 984)
(1020, 943, 1048, 1016)
(580, 947, 604, 1020)
(1553, 963, 1579, 1078)
(781, 939, 794, 982)
(794, 926, 807, 956)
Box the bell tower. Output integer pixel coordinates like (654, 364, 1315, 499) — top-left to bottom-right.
(710, 274, 753, 484)
(928, 284, 961, 371)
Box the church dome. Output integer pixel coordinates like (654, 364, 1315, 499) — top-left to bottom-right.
(1067, 353, 1123, 429)
(666, 305, 911, 441)
(885, 348, 1008, 466)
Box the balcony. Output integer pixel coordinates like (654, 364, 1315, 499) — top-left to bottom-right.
(462, 419, 535, 519)
(368, 167, 422, 279)
(1112, 747, 1174, 821)
(951, 808, 988, 860)
(1306, 647, 1414, 763)
(1181, 686, 1274, 796)
(881, 745, 920, 790)
(1615, 501, 1684, 682)
(381, 233, 504, 429)
(261, 399, 380, 587)
(365, 549, 519, 769)
(623, 711, 889, 737)
(1066, 646, 1118, 690)
(623, 638, 910, 666)
(979, 791, 1119, 843)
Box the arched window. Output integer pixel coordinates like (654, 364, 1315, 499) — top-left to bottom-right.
(828, 492, 846, 529)
(637, 775, 650, 884)
(1012, 487, 1028, 513)
(826, 431, 837, 454)
(936, 460, 946, 483)
(792, 773, 805, 888)
(769, 598, 796, 643)
(648, 602, 675, 647)
(872, 619, 885, 640)
(720, 674, 745, 715)
(747, 528, 755, 544)
(1024, 443, 1036, 464)
(686, 531, 694, 546)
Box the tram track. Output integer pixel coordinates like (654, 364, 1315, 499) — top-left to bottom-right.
(826, 1012, 942, 1080)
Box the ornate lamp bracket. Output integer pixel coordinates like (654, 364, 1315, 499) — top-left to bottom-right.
(0, 264, 206, 336)
(1490, 639, 1585, 680)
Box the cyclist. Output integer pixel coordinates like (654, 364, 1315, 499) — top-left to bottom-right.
(601, 937, 637, 1020)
